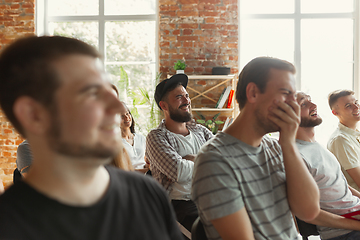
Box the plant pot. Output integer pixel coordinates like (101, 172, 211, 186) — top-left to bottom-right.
(176, 70, 185, 74)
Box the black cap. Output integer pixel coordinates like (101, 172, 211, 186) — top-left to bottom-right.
(155, 74, 188, 109)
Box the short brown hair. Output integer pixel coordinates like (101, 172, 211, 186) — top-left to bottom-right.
(328, 89, 354, 110)
(0, 36, 100, 136)
(236, 57, 296, 110)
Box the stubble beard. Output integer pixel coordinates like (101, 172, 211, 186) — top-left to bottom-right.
(46, 112, 120, 160)
(169, 104, 192, 123)
(254, 108, 280, 134)
(300, 116, 323, 128)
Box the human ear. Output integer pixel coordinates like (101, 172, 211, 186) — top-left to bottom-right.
(246, 82, 260, 104)
(332, 109, 338, 116)
(13, 96, 51, 135)
(159, 101, 168, 111)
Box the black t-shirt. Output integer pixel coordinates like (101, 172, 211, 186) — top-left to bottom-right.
(0, 166, 183, 240)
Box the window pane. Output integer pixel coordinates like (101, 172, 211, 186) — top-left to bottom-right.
(301, 19, 353, 146)
(240, 19, 294, 69)
(48, 22, 99, 49)
(47, 0, 98, 16)
(301, 0, 353, 13)
(105, 0, 156, 15)
(106, 63, 157, 135)
(240, 0, 294, 14)
(105, 21, 155, 62)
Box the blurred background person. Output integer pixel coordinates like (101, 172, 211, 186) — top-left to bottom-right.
(119, 101, 149, 174)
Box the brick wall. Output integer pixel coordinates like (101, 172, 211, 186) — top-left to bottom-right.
(159, 0, 239, 76)
(158, 0, 239, 126)
(0, 0, 35, 188)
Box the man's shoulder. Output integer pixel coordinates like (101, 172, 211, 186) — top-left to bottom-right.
(107, 166, 165, 195)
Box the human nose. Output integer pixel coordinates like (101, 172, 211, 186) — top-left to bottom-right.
(106, 89, 122, 114)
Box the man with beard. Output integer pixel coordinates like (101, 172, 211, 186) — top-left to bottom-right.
(192, 57, 320, 240)
(295, 91, 360, 240)
(146, 74, 213, 234)
(0, 36, 183, 240)
(327, 90, 360, 192)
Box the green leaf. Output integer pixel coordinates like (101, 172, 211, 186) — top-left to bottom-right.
(205, 120, 212, 125)
(213, 112, 221, 120)
(197, 119, 206, 124)
(215, 120, 224, 125)
(196, 112, 206, 120)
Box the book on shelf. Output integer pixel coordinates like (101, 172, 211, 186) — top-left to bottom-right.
(226, 89, 234, 108)
(216, 86, 232, 109)
(215, 87, 227, 108)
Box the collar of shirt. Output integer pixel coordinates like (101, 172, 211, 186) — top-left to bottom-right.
(339, 122, 360, 137)
(158, 119, 199, 133)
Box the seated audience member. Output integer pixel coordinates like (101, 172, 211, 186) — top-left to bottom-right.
(16, 139, 32, 176)
(192, 57, 320, 240)
(146, 74, 213, 233)
(119, 101, 148, 173)
(296, 92, 360, 239)
(0, 36, 183, 240)
(327, 90, 360, 191)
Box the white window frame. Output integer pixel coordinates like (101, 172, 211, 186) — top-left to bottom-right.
(239, 0, 360, 98)
(36, 0, 159, 75)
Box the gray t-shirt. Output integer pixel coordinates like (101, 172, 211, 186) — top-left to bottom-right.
(192, 132, 298, 240)
(16, 140, 33, 174)
(296, 140, 360, 239)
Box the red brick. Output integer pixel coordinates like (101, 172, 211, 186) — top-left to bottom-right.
(159, 0, 178, 5)
(177, 11, 198, 17)
(229, 56, 238, 61)
(160, 41, 170, 48)
(200, 24, 218, 30)
(172, 29, 181, 35)
(2, 152, 11, 157)
(171, 54, 184, 59)
(161, 11, 177, 17)
(10, 4, 20, 9)
(178, 23, 198, 29)
(3, 129, 12, 134)
(177, 36, 198, 41)
(228, 43, 238, 49)
(183, 41, 193, 47)
(199, 0, 221, 4)
(183, 29, 192, 35)
(161, 48, 177, 54)
(205, 17, 216, 23)
(179, 0, 198, 3)
(199, 11, 220, 17)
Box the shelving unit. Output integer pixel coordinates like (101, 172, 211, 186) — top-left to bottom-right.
(187, 75, 239, 118)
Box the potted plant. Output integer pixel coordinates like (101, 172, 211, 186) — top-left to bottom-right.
(174, 60, 186, 74)
(196, 112, 224, 134)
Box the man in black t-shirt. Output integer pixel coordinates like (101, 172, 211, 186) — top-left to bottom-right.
(0, 36, 183, 240)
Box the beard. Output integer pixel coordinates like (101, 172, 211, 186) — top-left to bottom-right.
(300, 116, 323, 128)
(254, 107, 280, 134)
(46, 112, 119, 160)
(168, 104, 192, 123)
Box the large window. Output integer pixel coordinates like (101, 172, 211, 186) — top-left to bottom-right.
(36, 0, 158, 135)
(240, 0, 360, 146)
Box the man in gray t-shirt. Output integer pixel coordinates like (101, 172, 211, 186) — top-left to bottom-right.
(192, 57, 320, 240)
(296, 92, 360, 239)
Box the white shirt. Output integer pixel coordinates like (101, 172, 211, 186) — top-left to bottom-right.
(168, 130, 202, 200)
(122, 133, 146, 169)
(327, 123, 360, 191)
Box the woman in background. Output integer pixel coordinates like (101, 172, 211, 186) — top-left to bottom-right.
(119, 101, 149, 174)
(110, 84, 134, 171)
